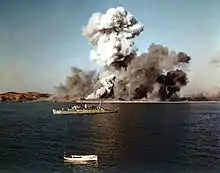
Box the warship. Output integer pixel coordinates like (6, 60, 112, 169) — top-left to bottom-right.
(52, 104, 119, 115)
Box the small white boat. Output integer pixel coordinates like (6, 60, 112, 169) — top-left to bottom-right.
(64, 155, 98, 163)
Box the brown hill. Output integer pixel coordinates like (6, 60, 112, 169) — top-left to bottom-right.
(0, 92, 51, 102)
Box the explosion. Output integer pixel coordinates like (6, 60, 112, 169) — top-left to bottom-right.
(56, 7, 191, 101)
(82, 7, 144, 69)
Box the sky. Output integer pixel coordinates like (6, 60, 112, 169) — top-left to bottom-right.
(0, 0, 219, 93)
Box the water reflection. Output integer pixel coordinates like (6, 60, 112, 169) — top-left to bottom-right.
(176, 104, 220, 171)
(52, 103, 220, 171)
(88, 104, 191, 168)
(64, 161, 99, 173)
(0, 102, 220, 172)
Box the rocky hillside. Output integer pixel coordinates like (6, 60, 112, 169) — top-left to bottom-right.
(0, 92, 51, 102)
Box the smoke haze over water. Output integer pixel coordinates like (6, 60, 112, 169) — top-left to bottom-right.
(0, 59, 57, 93)
(182, 54, 220, 98)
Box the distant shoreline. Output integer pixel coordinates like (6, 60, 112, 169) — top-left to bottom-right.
(0, 91, 220, 104)
(1, 100, 220, 104)
(74, 100, 220, 104)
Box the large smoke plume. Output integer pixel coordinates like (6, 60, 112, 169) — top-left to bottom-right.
(56, 7, 192, 101)
(82, 7, 144, 69)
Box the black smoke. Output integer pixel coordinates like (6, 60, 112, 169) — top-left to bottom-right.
(157, 69, 188, 100)
(55, 43, 191, 101)
(112, 43, 191, 101)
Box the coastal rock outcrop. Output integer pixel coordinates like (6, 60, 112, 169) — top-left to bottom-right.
(0, 92, 51, 102)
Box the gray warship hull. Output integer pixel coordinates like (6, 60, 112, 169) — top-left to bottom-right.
(52, 109, 118, 115)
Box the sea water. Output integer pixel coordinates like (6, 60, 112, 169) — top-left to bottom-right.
(0, 102, 220, 173)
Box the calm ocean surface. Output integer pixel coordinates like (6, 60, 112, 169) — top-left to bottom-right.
(0, 102, 220, 173)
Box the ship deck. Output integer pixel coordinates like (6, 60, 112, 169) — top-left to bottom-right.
(53, 109, 118, 115)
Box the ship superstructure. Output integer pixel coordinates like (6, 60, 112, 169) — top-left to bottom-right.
(52, 104, 118, 115)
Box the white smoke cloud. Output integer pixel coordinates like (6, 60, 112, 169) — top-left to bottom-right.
(82, 7, 144, 99)
(86, 74, 115, 99)
(82, 6, 144, 67)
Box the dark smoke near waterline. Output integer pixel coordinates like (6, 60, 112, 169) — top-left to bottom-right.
(157, 69, 188, 101)
(112, 44, 191, 101)
(55, 43, 191, 101)
(54, 67, 98, 100)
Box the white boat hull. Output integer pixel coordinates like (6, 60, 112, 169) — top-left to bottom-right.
(64, 155, 98, 163)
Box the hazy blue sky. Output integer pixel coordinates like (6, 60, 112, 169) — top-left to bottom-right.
(0, 0, 219, 92)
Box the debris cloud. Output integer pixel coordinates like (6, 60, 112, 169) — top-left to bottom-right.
(82, 6, 144, 69)
(56, 6, 194, 101)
